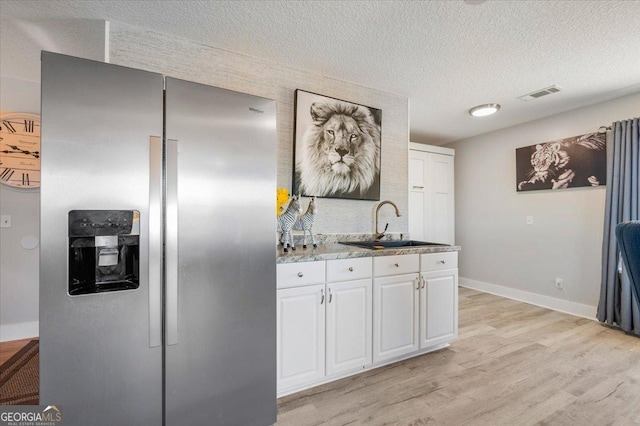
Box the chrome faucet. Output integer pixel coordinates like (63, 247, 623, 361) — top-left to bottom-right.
(375, 200, 401, 241)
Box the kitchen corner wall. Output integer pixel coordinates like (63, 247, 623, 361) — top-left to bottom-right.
(0, 18, 109, 341)
(447, 91, 640, 317)
(108, 22, 409, 235)
(0, 78, 41, 342)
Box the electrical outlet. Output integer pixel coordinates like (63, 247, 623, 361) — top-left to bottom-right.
(555, 278, 563, 289)
(526, 216, 533, 225)
(0, 215, 11, 228)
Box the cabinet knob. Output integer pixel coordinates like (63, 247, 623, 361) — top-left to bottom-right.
(439, 260, 446, 264)
(348, 267, 354, 272)
(297, 272, 304, 277)
(394, 263, 399, 268)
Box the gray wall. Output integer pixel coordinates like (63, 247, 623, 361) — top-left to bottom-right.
(0, 78, 41, 341)
(447, 91, 640, 314)
(108, 22, 410, 235)
(0, 16, 107, 82)
(0, 18, 107, 341)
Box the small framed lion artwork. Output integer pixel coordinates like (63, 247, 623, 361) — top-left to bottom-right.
(292, 89, 382, 201)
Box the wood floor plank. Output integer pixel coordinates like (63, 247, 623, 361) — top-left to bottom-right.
(276, 287, 640, 425)
(0, 337, 37, 366)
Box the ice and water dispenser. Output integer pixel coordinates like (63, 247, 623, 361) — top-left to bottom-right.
(68, 210, 140, 295)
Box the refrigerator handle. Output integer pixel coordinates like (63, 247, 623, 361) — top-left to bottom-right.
(149, 136, 163, 348)
(166, 139, 179, 346)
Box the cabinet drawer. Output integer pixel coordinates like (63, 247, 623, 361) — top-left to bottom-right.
(420, 251, 458, 272)
(277, 261, 326, 289)
(373, 254, 419, 277)
(326, 257, 372, 282)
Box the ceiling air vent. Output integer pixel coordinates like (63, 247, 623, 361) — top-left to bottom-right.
(517, 85, 562, 101)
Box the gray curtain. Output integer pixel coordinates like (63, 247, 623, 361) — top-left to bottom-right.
(598, 117, 640, 334)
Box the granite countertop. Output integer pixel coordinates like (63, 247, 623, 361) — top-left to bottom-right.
(276, 234, 461, 264)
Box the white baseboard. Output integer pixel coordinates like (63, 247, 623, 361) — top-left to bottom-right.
(0, 321, 39, 342)
(459, 277, 597, 320)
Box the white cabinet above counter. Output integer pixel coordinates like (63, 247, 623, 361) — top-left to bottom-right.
(276, 244, 459, 397)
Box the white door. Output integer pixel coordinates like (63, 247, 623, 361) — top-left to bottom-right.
(409, 151, 428, 241)
(326, 278, 373, 376)
(408, 149, 455, 245)
(277, 284, 325, 391)
(420, 269, 458, 349)
(373, 274, 420, 362)
(431, 153, 455, 245)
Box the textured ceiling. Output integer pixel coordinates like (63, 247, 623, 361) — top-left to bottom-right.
(2, 0, 640, 144)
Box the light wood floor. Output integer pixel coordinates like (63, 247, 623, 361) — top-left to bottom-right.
(0, 337, 36, 366)
(3, 291, 640, 424)
(276, 287, 640, 426)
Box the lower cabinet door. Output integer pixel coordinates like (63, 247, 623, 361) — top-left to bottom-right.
(420, 269, 458, 349)
(277, 284, 326, 392)
(326, 279, 373, 376)
(373, 273, 420, 362)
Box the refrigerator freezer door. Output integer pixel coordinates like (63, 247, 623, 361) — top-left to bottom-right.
(164, 78, 277, 426)
(40, 52, 164, 425)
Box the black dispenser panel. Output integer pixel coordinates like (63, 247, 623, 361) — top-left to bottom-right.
(68, 210, 140, 296)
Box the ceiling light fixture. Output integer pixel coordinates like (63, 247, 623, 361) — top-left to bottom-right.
(468, 103, 501, 117)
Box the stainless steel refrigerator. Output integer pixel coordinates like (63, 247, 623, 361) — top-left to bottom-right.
(40, 52, 277, 426)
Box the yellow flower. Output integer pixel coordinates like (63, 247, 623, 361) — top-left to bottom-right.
(277, 188, 290, 215)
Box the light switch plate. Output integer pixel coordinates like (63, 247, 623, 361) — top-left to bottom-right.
(526, 216, 533, 225)
(1, 215, 11, 228)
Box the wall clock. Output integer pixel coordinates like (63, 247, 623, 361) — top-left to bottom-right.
(0, 112, 40, 189)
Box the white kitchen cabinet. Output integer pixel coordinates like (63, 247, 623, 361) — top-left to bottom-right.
(276, 260, 325, 288)
(326, 278, 372, 376)
(373, 254, 420, 363)
(326, 257, 372, 282)
(277, 250, 458, 396)
(409, 143, 455, 245)
(419, 252, 458, 349)
(371, 250, 458, 365)
(373, 253, 420, 277)
(276, 283, 325, 391)
(373, 273, 420, 362)
(277, 258, 372, 394)
(276, 260, 327, 393)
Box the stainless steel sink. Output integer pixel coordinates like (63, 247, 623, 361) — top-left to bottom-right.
(339, 240, 448, 249)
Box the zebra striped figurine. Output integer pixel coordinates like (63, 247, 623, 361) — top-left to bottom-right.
(278, 194, 303, 253)
(293, 196, 318, 249)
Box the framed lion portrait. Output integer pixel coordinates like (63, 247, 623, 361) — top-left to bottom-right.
(292, 89, 382, 201)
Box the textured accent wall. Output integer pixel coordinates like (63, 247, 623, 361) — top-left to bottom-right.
(108, 22, 409, 234)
